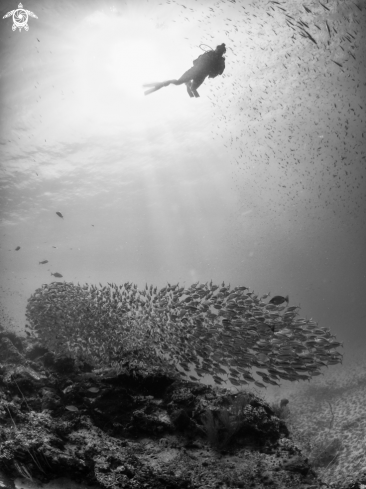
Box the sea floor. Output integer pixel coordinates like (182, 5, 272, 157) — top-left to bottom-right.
(1, 337, 365, 488)
(14, 478, 99, 489)
(0, 475, 99, 489)
(263, 348, 366, 486)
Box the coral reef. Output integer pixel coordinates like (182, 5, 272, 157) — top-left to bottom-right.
(279, 359, 366, 486)
(0, 323, 336, 489)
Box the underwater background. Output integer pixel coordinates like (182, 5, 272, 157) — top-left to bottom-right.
(0, 0, 366, 485)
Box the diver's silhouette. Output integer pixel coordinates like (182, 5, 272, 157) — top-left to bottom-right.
(143, 43, 226, 98)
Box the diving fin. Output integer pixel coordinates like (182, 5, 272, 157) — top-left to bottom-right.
(143, 80, 174, 95)
(142, 82, 163, 87)
(143, 81, 169, 96)
(144, 86, 164, 96)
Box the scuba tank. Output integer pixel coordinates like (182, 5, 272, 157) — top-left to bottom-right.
(193, 44, 226, 78)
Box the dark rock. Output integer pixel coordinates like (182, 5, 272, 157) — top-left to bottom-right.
(170, 408, 196, 431)
(101, 366, 176, 397)
(2, 364, 48, 395)
(38, 351, 56, 368)
(282, 455, 312, 475)
(24, 342, 49, 361)
(131, 407, 175, 434)
(41, 387, 62, 411)
(52, 356, 77, 374)
(0, 332, 24, 353)
(0, 469, 16, 489)
(0, 338, 23, 364)
(0, 330, 329, 489)
(250, 399, 275, 417)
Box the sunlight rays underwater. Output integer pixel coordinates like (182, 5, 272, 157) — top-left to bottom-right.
(1, 0, 365, 350)
(0, 0, 239, 319)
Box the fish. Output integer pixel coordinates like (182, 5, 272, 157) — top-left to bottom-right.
(39, 260, 49, 264)
(25, 280, 343, 390)
(286, 306, 299, 312)
(65, 405, 78, 412)
(331, 60, 343, 68)
(304, 30, 318, 45)
(56, 212, 63, 218)
(15, 246, 21, 251)
(51, 272, 63, 278)
(325, 20, 331, 37)
(269, 295, 289, 305)
(319, 1, 330, 10)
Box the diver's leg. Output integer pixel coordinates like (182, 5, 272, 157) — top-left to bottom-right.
(174, 68, 203, 97)
(143, 67, 200, 95)
(190, 75, 207, 98)
(186, 81, 194, 97)
(170, 67, 198, 86)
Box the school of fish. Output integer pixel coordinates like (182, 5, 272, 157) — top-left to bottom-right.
(26, 280, 343, 388)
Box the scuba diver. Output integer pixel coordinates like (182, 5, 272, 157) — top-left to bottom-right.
(143, 43, 226, 98)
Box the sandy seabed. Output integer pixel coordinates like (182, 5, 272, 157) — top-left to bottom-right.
(265, 347, 366, 486)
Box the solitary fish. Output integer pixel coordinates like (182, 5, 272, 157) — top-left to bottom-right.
(39, 260, 48, 264)
(56, 212, 63, 218)
(65, 405, 78, 412)
(15, 246, 21, 251)
(269, 295, 289, 305)
(51, 272, 63, 278)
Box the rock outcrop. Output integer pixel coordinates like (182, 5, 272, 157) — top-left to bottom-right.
(0, 327, 340, 488)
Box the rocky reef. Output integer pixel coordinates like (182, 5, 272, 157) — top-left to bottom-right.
(2, 323, 362, 489)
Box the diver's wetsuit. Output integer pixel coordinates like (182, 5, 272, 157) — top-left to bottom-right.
(143, 44, 226, 97)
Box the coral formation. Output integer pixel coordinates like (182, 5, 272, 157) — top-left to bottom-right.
(1, 319, 366, 488)
(0, 325, 327, 488)
(279, 358, 366, 486)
